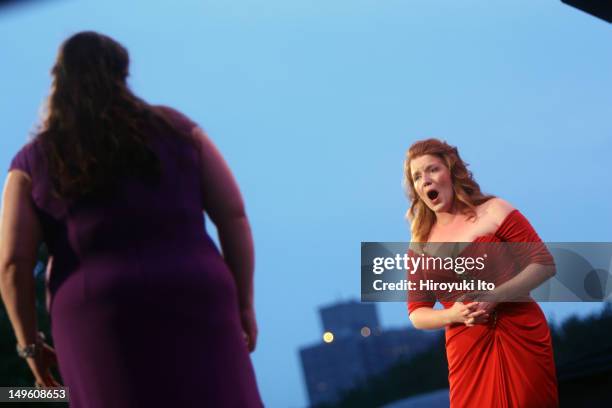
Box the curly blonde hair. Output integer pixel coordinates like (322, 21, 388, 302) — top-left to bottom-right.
(404, 138, 493, 242)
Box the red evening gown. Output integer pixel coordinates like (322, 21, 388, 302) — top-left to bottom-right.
(408, 209, 559, 408)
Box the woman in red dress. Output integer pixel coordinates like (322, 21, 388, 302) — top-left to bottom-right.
(404, 139, 558, 407)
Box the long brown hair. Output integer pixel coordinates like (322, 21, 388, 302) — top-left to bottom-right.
(36, 31, 191, 201)
(403, 138, 493, 242)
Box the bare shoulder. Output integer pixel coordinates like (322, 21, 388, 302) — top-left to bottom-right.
(478, 197, 515, 224)
(7, 169, 32, 185)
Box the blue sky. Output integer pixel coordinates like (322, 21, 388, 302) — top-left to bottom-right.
(1, 1, 611, 407)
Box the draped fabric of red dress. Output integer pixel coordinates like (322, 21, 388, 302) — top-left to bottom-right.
(408, 210, 559, 408)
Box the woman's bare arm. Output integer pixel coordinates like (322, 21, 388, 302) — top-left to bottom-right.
(0, 171, 42, 349)
(193, 127, 255, 311)
(410, 302, 484, 330)
(410, 307, 452, 330)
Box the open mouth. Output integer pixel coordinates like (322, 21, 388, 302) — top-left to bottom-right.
(427, 190, 439, 201)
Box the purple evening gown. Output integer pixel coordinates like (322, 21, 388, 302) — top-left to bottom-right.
(8, 106, 263, 407)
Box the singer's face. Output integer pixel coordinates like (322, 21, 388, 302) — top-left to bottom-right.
(410, 154, 454, 213)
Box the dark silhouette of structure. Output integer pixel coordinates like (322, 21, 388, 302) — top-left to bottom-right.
(299, 300, 438, 407)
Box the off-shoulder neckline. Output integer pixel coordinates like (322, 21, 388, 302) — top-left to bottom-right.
(471, 208, 520, 243)
(423, 208, 520, 245)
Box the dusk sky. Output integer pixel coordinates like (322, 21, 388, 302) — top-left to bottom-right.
(1, 1, 611, 407)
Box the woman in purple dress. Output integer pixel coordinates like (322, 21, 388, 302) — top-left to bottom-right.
(0, 31, 263, 407)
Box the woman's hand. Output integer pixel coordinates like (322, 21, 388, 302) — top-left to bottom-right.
(26, 342, 61, 387)
(447, 301, 486, 326)
(240, 307, 258, 353)
(466, 301, 497, 326)
(457, 290, 499, 326)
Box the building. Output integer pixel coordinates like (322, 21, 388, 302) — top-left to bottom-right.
(299, 300, 438, 407)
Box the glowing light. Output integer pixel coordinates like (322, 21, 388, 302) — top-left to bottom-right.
(360, 326, 371, 337)
(323, 331, 334, 343)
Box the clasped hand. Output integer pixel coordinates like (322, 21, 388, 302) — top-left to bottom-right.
(448, 300, 497, 327)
